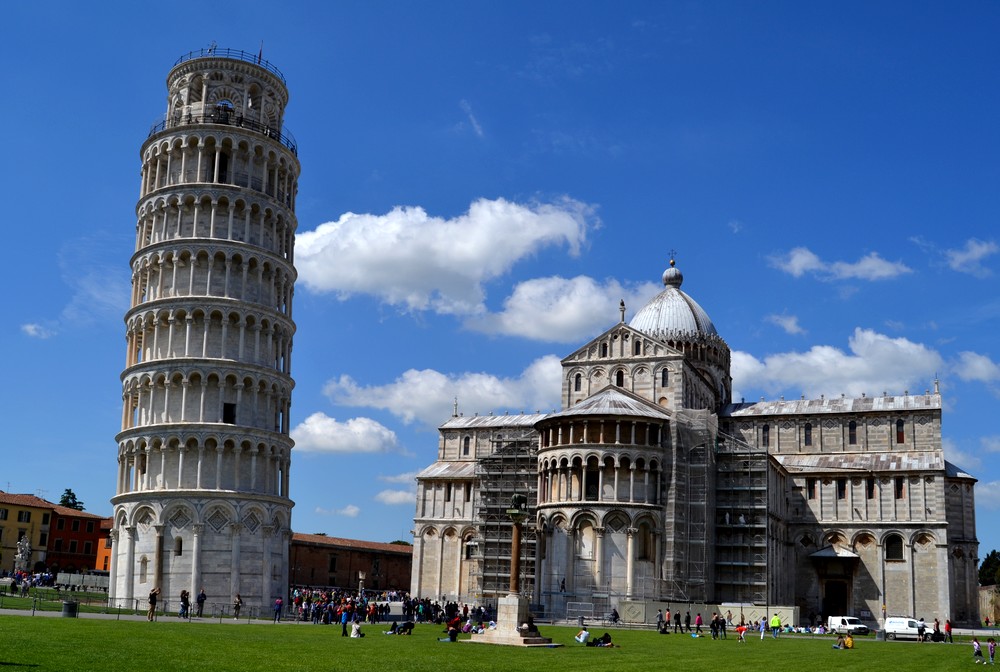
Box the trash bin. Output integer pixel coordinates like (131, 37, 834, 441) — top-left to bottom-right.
(62, 601, 79, 618)
(578, 616, 585, 627)
(876, 630, 885, 640)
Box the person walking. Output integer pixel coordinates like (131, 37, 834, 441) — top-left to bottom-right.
(770, 613, 781, 638)
(656, 609, 664, 633)
(196, 588, 207, 617)
(674, 610, 681, 633)
(178, 589, 190, 619)
(147, 587, 160, 622)
(233, 594, 243, 620)
(946, 618, 954, 643)
(273, 597, 283, 622)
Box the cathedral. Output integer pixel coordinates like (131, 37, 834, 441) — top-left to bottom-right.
(412, 259, 980, 626)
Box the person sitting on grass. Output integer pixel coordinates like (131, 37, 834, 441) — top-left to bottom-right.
(833, 634, 846, 650)
(845, 634, 854, 649)
(383, 621, 399, 635)
(575, 626, 591, 644)
(589, 632, 616, 647)
(439, 625, 459, 642)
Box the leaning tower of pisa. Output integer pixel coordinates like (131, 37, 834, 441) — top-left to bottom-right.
(109, 48, 299, 611)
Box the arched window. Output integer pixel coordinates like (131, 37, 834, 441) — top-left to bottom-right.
(600, 343, 609, 357)
(462, 436, 471, 456)
(896, 419, 905, 444)
(804, 423, 812, 446)
(634, 340, 642, 355)
(848, 421, 857, 445)
(661, 369, 668, 387)
(637, 523, 654, 560)
(139, 556, 149, 584)
(762, 424, 770, 448)
(615, 370, 624, 387)
(574, 374, 581, 392)
(885, 534, 904, 561)
(174, 537, 183, 556)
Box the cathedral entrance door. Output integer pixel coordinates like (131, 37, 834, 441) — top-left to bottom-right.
(822, 580, 849, 617)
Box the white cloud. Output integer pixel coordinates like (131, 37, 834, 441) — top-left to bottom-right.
(459, 99, 484, 138)
(728, 219, 743, 234)
(769, 246, 912, 281)
(953, 351, 1000, 384)
(981, 436, 1000, 453)
(375, 489, 416, 505)
(25, 233, 130, 338)
(291, 412, 400, 454)
(323, 355, 563, 427)
(295, 197, 593, 316)
(379, 472, 418, 484)
(943, 438, 981, 471)
(765, 313, 806, 335)
(316, 504, 360, 518)
(57, 233, 130, 326)
(944, 238, 997, 277)
(21, 323, 55, 339)
(976, 481, 1000, 511)
(731, 328, 943, 401)
(464, 276, 660, 343)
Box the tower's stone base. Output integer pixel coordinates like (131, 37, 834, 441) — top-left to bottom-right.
(466, 595, 561, 647)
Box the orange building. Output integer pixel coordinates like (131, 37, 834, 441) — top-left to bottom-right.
(45, 506, 108, 573)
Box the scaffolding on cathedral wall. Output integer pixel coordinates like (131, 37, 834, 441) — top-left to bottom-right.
(470, 430, 539, 609)
(713, 428, 769, 605)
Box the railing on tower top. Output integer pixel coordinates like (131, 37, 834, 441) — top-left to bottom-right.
(147, 111, 298, 156)
(173, 47, 287, 85)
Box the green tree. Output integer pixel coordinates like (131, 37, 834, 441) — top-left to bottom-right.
(58, 488, 85, 511)
(980, 549, 1000, 586)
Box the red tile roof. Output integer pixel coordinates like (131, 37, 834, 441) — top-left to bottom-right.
(51, 505, 106, 519)
(0, 491, 55, 508)
(292, 532, 412, 555)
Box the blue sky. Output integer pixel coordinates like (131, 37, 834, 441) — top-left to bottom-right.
(4, 2, 1000, 558)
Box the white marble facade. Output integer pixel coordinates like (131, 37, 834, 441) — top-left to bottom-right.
(413, 260, 979, 625)
(110, 48, 299, 611)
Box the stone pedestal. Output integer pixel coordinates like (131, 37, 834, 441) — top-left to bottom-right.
(467, 594, 560, 647)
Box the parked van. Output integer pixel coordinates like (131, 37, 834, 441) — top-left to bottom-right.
(883, 617, 922, 640)
(827, 616, 870, 635)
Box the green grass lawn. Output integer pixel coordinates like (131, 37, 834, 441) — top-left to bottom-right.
(0, 616, 983, 672)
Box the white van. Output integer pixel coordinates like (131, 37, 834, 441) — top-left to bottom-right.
(883, 617, 923, 640)
(827, 616, 870, 635)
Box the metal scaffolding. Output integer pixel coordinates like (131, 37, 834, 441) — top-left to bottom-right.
(472, 430, 539, 604)
(713, 430, 768, 604)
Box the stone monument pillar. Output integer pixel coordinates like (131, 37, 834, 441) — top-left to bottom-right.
(470, 494, 558, 647)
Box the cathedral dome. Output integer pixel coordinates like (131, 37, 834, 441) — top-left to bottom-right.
(629, 259, 718, 339)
